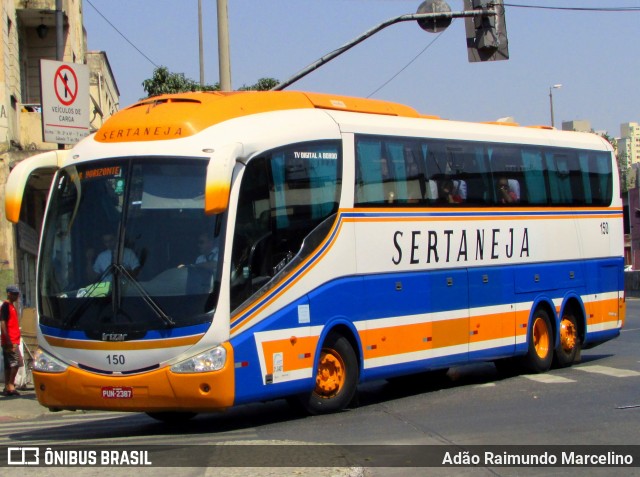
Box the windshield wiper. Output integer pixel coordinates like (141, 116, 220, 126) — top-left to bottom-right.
(62, 263, 116, 328)
(114, 264, 175, 327)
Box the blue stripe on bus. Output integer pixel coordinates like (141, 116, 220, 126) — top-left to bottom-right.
(230, 256, 622, 404)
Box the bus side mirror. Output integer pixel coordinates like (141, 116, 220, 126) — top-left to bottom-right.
(205, 142, 243, 215)
(4, 150, 67, 223)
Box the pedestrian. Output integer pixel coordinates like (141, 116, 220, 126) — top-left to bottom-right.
(1, 285, 23, 396)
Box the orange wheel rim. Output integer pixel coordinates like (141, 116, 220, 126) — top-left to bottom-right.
(314, 348, 346, 398)
(560, 317, 577, 352)
(532, 316, 550, 359)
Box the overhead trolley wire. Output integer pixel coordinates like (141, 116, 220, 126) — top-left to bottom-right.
(503, 4, 640, 12)
(85, 0, 160, 68)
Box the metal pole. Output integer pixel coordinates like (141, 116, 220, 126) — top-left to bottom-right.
(56, 0, 64, 149)
(549, 84, 562, 128)
(55, 0, 64, 61)
(217, 0, 232, 91)
(549, 87, 555, 128)
(198, 0, 205, 87)
(272, 9, 495, 91)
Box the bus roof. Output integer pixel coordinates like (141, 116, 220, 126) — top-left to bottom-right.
(95, 91, 423, 143)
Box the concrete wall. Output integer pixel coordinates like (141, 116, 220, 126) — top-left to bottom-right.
(625, 271, 640, 298)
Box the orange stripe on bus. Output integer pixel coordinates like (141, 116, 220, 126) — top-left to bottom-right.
(260, 336, 319, 374)
(43, 334, 203, 350)
(584, 298, 620, 326)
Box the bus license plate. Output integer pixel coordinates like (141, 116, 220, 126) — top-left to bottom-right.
(101, 386, 133, 399)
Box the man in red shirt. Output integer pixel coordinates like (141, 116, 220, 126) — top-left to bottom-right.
(1, 285, 23, 396)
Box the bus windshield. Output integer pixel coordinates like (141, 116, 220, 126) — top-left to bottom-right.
(38, 157, 223, 338)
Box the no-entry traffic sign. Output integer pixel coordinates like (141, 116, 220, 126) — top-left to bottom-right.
(40, 59, 90, 145)
(54, 64, 79, 106)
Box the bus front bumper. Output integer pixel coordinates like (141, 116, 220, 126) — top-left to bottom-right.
(33, 345, 235, 413)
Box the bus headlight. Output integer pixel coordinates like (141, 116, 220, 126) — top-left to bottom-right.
(32, 348, 68, 373)
(171, 346, 227, 373)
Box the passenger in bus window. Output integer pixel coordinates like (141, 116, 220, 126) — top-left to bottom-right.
(496, 177, 518, 204)
(178, 232, 219, 270)
(86, 233, 140, 281)
(440, 179, 463, 204)
(194, 233, 219, 268)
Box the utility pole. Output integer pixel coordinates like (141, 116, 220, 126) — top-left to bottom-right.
(549, 84, 562, 128)
(56, 0, 64, 150)
(217, 0, 232, 91)
(55, 0, 63, 61)
(198, 0, 205, 86)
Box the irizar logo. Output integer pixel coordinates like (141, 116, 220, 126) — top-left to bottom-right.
(102, 333, 127, 341)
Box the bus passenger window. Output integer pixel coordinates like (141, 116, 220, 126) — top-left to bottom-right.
(496, 177, 519, 204)
(231, 141, 341, 311)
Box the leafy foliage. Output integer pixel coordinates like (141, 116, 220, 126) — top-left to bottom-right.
(600, 132, 629, 193)
(142, 66, 278, 98)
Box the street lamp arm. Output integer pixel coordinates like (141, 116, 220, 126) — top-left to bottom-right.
(272, 9, 496, 91)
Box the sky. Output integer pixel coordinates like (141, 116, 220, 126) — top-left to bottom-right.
(83, 0, 640, 137)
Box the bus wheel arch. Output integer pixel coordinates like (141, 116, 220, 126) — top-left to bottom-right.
(554, 298, 584, 368)
(522, 302, 555, 373)
(298, 324, 360, 415)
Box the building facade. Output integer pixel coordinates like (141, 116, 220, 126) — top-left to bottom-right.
(619, 122, 640, 166)
(561, 119, 591, 133)
(0, 1, 119, 323)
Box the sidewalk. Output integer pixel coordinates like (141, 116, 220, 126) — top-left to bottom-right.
(0, 386, 54, 421)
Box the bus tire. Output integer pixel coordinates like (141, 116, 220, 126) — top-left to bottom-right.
(145, 411, 198, 424)
(554, 313, 579, 368)
(522, 308, 553, 373)
(299, 333, 358, 415)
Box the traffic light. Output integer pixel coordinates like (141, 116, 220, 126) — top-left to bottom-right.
(464, 0, 509, 62)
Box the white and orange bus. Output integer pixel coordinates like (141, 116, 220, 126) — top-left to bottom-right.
(5, 91, 625, 421)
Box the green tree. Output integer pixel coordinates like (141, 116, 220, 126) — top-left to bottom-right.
(142, 66, 219, 97)
(600, 132, 629, 193)
(142, 67, 277, 97)
(238, 77, 279, 91)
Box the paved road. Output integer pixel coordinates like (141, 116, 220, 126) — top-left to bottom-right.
(1, 299, 638, 476)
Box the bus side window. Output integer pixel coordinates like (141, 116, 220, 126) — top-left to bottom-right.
(403, 144, 426, 204)
(546, 151, 584, 205)
(384, 142, 408, 203)
(522, 148, 548, 204)
(231, 142, 341, 311)
(355, 139, 387, 205)
(580, 151, 613, 205)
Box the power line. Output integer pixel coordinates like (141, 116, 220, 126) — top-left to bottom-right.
(368, 3, 639, 98)
(85, 0, 159, 68)
(503, 4, 640, 12)
(367, 28, 447, 98)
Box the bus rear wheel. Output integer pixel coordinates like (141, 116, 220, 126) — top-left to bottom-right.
(522, 308, 553, 373)
(554, 313, 579, 368)
(299, 333, 358, 415)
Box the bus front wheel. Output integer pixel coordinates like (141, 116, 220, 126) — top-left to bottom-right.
(299, 333, 358, 415)
(522, 308, 553, 373)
